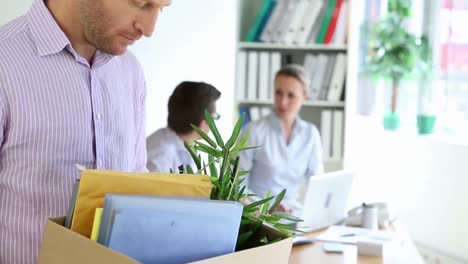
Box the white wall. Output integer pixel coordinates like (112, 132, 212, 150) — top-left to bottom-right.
(130, 0, 237, 137)
(0, 0, 33, 26)
(1, 0, 238, 138)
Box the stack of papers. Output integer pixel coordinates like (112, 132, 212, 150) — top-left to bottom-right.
(69, 170, 213, 237)
(316, 225, 398, 245)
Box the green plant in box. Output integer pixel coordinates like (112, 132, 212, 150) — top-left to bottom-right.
(181, 110, 302, 251)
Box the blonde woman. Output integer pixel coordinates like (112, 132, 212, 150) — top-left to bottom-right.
(239, 64, 324, 214)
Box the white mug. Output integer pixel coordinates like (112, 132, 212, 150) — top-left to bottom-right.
(361, 203, 379, 230)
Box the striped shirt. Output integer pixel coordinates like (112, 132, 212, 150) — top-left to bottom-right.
(0, 1, 147, 263)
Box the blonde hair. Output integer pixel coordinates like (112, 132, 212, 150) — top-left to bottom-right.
(274, 64, 310, 98)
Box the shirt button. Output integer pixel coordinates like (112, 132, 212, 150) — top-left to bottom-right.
(96, 113, 102, 120)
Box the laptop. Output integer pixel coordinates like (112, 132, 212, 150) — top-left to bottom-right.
(299, 170, 353, 233)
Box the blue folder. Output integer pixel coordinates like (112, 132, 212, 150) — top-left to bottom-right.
(98, 195, 243, 264)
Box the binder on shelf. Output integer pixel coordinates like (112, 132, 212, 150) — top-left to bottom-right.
(310, 54, 328, 101)
(283, 0, 311, 45)
(319, 54, 336, 100)
(332, 110, 343, 160)
(235, 51, 247, 100)
(320, 110, 332, 160)
(247, 51, 259, 100)
(307, 2, 328, 44)
(293, 0, 324, 45)
(270, 52, 282, 99)
(303, 54, 318, 100)
(271, 0, 298, 43)
(249, 106, 261, 121)
(246, 0, 277, 42)
(260, 0, 287, 42)
(331, 0, 349, 45)
(324, 0, 343, 44)
(258, 52, 271, 100)
(327, 53, 347, 102)
(316, 0, 337, 44)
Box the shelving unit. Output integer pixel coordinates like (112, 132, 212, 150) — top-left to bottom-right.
(238, 42, 348, 52)
(235, 0, 349, 172)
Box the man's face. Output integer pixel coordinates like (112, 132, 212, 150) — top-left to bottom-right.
(79, 0, 171, 55)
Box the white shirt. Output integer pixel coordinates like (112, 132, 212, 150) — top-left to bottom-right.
(146, 127, 195, 173)
(238, 114, 324, 212)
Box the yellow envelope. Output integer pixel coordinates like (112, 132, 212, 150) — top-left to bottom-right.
(70, 170, 212, 238)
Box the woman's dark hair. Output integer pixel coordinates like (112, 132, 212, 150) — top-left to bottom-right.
(167, 81, 221, 134)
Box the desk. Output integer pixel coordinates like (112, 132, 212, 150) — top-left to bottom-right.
(289, 224, 424, 264)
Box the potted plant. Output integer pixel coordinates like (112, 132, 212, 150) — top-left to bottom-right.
(181, 111, 302, 251)
(416, 32, 436, 134)
(366, 0, 430, 130)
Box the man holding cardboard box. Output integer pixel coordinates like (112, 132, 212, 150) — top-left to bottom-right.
(0, 0, 171, 263)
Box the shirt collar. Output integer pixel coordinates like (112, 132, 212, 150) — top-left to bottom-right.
(27, 0, 70, 57)
(267, 112, 307, 135)
(26, 0, 114, 67)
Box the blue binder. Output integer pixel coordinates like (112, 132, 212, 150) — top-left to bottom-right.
(98, 195, 243, 264)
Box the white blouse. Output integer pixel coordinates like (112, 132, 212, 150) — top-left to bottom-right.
(238, 114, 324, 212)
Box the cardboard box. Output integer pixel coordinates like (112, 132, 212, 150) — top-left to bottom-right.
(39, 217, 293, 264)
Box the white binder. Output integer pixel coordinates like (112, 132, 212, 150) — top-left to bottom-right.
(269, 52, 282, 99)
(293, 0, 323, 45)
(258, 52, 271, 100)
(327, 53, 347, 102)
(320, 110, 332, 160)
(235, 51, 247, 100)
(283, 0, 312, 45)
(332, 110, 343, 160)
(247, 51, 259, 100)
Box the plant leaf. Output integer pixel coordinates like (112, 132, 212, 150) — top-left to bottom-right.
(204, 110, 224, 148)
(244, 196, 274, 211)
(202, 159, 207, 175)
(236, 230, 253, 247)
(208, 155, 218, 178)
(268, 189, 286, 213)
(191, 124, 217, 148)
(225, 112, 245, 149)
(272, 212, 304, 222)
(186, 165, 194, 174)
(261, 191, 271, 215)
(194, 141, 222, 157)
(184, 141, 201, 170)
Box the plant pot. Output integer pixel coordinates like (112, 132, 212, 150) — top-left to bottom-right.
(383, 113, 400, 131)
(417, 115, 436, 135)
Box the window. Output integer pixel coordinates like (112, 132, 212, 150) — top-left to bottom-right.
(355, 0, 468, 138)
(432, 0, 468, 135)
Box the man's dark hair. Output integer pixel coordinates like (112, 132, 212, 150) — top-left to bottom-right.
(168, 81, 221, 134)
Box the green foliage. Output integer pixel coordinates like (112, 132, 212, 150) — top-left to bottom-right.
(366, 0, 431, 83)
(182, 111, 303, 251)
